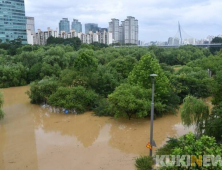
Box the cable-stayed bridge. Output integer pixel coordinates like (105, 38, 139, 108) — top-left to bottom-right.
(115, 22, 222, 48)
(148, 22, 222, 48)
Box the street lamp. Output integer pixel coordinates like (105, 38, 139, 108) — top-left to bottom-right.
(149, 74, 157, 156)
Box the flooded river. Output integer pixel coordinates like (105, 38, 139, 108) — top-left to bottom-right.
(0, 86, 196, 170)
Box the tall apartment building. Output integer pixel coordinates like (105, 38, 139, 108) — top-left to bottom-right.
(121, 16, 138, 44)
(108, 16, 138, 44)
(26, 17, 35, 35)
(34, 28, 112, 45)
(35, 27, 58, 45)
(0, 0, 27, 43)
(108, 19, 120, 43)
(168, 37, 174, 45)
(85, 23, 99, 33)
(71, 19, 82, 33)
(59, 18, 70, 33)
(26, 17, 35, 45)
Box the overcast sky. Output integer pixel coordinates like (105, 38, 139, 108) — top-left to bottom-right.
(25, 0, 222, 42)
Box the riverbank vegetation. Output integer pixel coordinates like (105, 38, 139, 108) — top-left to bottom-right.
(0, 39, 221, 118)
(1, 37, 222, 168)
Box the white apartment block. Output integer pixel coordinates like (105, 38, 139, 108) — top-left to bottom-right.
(35, 27, 58, 45)
(34, 28, 112, 45)
(26, 16, 35, 45)
(109, 19, 120, 43)
(109, 16, 139, 45)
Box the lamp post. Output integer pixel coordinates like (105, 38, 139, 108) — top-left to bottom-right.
(149, 74, 157, 156)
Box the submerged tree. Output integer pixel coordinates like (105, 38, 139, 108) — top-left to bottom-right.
(180, 95, 210, 134)
(108, 84, 152, 119)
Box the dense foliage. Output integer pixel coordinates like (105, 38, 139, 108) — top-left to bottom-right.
(48, 86, 98, 113)
(108, 84, 151, 119)
(0, 40, 222, 119)
(135, 156, 154, 170)
(210, 37, 222, 54)
(180, 95, 210, 134)
(156, 133, 222, 169)
(47, 37, 82, 50)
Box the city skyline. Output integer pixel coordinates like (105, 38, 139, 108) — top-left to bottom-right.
(25, 0, 222, 42)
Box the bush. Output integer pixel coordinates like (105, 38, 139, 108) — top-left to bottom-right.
(48, 86, 98, 113)
(93, 98, 113, 116)
(27, 77, 59, 104)
(156, 133, 222, 169)
(155, 137, 180, 156)
(135, 156, 154, 170)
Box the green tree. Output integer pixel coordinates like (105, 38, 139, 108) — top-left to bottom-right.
(0, 63, 28, 88)
(212, 70, 222, 105)
(204, 103, 222, 142)
(128, 54, 170, 102)
(27, 77, 59, 104)
(156, 133, 222, 170)
(93, 98, 113, 116)
(90, 65, 121, 97)
(175, 66, 213, 99)
(180, 95, 210, 134)
(171, 133, 222, 169)
(210, 37, 222, 54)
(28, 63, 42, 82)
(74, 51, 98, 72)
(47, 37, 82, 50)
(40, 63, 61, 78)
(48, 86, 98, 113)
(108, 56, 137, 79)
(108, 84, 152, 119)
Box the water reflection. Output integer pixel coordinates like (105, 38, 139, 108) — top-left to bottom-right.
(32, 107, 108, 148)
(0, 86, 198, 170)
(0, 125, 6, 170)
(108, 114, 183, 155)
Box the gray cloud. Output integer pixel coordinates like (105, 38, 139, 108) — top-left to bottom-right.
(25, 0, 222, 42)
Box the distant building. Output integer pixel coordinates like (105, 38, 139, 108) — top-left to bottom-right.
(26, 17, 35, 35)
(174, 38, 180, 46)
(109, 19, 120, 43)
(121, 16, 138, 44)
(27, 30, 34, 45)
(71, 19, 82, 33)
(59, 18, 70, 33)
(26, 17, 35, 45)
(138, 40, 145, 46)
(98, 28, 108, 33)
(0, 0, 27, 43)
(108, 16, 139, 44)
(85, 23, 99, 33)
(183, 38, 196, 45)
(168, 37, 174, 45)
(35, 27, 58, 45)
(34, 28, 112, 45)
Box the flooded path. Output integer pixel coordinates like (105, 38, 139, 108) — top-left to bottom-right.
(0, 86, 195, 170)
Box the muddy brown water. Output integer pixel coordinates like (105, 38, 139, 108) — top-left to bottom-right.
(0, 86, 199, 170)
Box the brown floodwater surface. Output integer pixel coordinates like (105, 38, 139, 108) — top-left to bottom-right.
(0, 86, 198, 170)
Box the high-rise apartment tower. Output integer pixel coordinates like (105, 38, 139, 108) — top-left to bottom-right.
(0, 0, 27, 43)
(59, 18, 70, 33)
